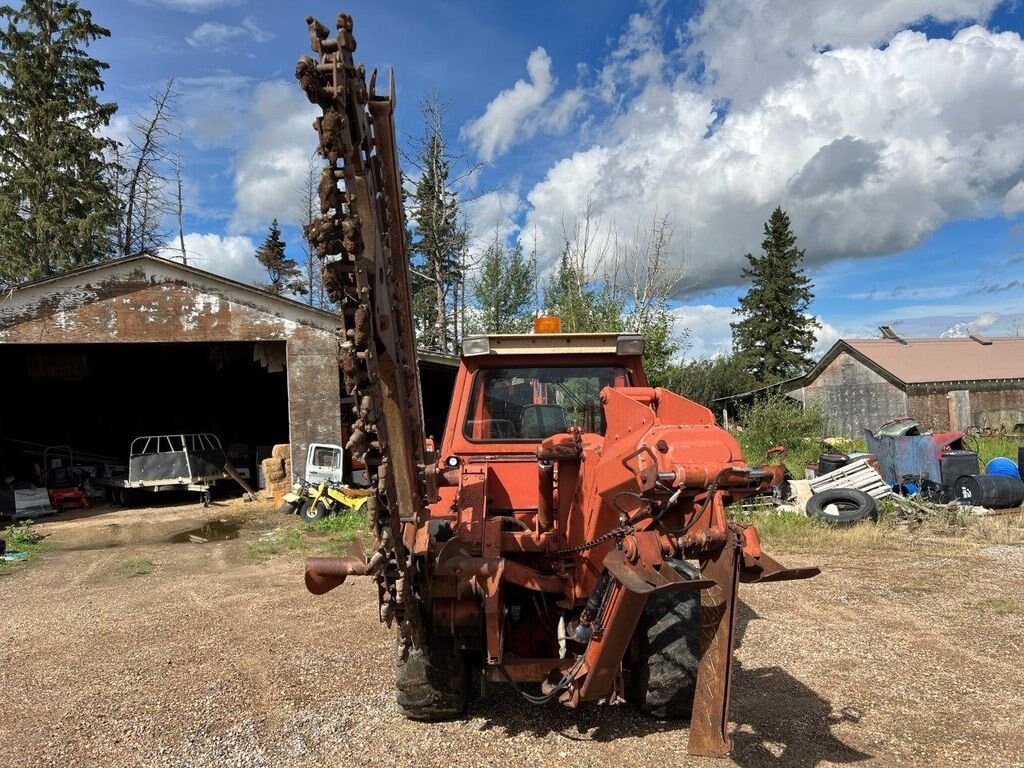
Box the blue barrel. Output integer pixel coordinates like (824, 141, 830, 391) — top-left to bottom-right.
(953, 474, 1024, 508)
(985, 457, 1019, 477)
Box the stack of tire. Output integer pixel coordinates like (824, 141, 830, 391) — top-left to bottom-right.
(260, 444, 293, 500)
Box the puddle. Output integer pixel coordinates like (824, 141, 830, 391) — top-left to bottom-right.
(167, 519, 241, 544)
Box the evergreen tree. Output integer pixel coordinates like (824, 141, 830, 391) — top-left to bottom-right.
(255, 219, 305, 296)
(407, 94, 470, 353)
(471, 242, 533, 334)
(731, 207, 819, 382)
(0, 0, 118, 288)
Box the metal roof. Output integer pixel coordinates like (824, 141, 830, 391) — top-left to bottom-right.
(834, 336, 1024, 385)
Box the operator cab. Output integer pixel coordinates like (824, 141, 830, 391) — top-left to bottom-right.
(464, 365, 628, 441)
(441, 331, 647, 457)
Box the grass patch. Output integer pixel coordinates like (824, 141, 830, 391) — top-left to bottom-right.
(247, 525, 305, 561)
(115, 558, 153, 577)
(976, 597, 1023, 615)
(307, 509, 370, 537)
(305, 509, 372, 556)
(970, 435, 1023, 468)
(1, 521, 46, 570)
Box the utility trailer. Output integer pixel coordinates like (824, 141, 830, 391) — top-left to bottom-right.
(93, 433, 230, 506)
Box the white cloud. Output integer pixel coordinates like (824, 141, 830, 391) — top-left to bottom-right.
(522, 24, 1024, 293)
(464, 189, 524, 254)
(812, 318, 844, 357)
(599, 8, 670, 103)
(159, 233, 261, 285)
(463, 47, 584, 162)
(670, 304, 735, 359)
(186, 17, 272, 50)
(1003, 180, 1024, 215)
(688, 0, 1000, 105)
(228, 81, 320, 235)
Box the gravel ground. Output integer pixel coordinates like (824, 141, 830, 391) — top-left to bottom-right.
(1, 501, 1023, 768)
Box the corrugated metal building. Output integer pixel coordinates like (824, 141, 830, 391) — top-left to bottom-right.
(789, 334, 1024, 437)
(0, 253, 457, 483)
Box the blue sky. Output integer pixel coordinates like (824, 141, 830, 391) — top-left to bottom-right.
(90, 0, 1024, 357)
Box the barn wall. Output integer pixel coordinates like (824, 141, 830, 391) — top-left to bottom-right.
(908, 385, 1024, 432)
(0, 262, 344, 480)
(0, 266, 328, 344)
(794, 351, 908, 438)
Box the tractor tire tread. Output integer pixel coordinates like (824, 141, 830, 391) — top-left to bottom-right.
(625, 558, 701, 720)
(396, 642, 467, 722)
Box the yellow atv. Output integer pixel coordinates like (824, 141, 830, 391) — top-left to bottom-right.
(278, 480, 370, 523)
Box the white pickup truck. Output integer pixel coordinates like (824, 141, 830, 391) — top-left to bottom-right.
(303, 442, 368, 487)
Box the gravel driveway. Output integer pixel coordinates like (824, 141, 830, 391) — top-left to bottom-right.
(1, 502, 1022, 767)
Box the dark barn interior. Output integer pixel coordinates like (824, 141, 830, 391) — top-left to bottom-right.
(0, 341, 289, 482)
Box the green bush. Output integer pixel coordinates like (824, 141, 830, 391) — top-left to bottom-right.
(736, 392, 824, 475)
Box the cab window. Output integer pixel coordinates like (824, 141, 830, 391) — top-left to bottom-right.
(464, 366, 630, 441)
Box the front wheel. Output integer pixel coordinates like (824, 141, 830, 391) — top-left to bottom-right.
(625, 559, 701, 719)
(300, 498, 329, 523)
(396, 637, 468, 721)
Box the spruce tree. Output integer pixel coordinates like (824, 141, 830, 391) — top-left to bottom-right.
(731, 207, 820, 382)
(0, 0, 118, 288)
(255, 219, 305, 296)
(407, 94, 471, 353)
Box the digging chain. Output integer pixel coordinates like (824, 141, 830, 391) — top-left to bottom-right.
(297, 13, 428, 647)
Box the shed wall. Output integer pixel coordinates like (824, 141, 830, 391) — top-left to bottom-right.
(908, 386, 1024, 432)
(795, 351, 908, 438)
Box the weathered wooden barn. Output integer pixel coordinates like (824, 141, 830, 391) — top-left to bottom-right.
(788, 334, 1024, 438)
(0, 254, 456, 484)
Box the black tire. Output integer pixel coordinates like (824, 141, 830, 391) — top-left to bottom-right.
(806, 488, 876, 524)
(625, 559, 701, 720)
(396, 638, 467, 721)
(300, 498, 329, 523)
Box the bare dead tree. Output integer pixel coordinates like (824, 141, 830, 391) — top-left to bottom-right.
(174, 138, 187, 265)
(298, 156, 325, 308)
(618, 210, 687, 327)
(120, 78, 177, 256)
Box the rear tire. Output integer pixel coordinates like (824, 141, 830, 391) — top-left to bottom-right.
(625, 559, 701, 720)
(396, 638, 467, 721)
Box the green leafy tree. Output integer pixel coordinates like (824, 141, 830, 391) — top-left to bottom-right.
(255, 219, 305, 296)
(666, 353, 757, 410)
(731, 207, 819, 382)
(471, 241, 534, 334)
(543, 249, 624, 333)
(0, 0, 118, 288)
